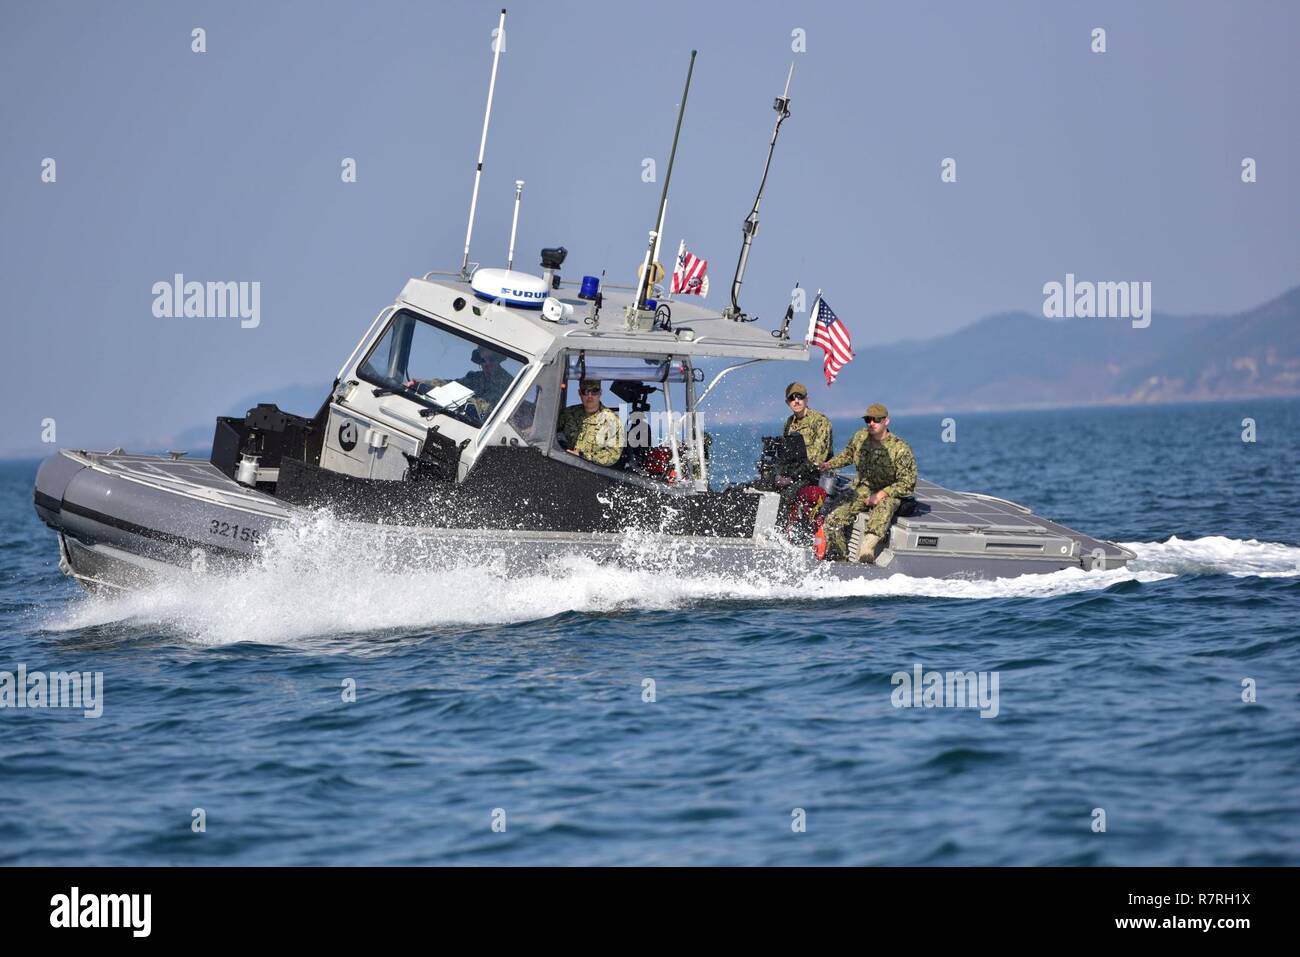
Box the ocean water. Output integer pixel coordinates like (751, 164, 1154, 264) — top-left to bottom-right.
(2, 400, 1298, 866)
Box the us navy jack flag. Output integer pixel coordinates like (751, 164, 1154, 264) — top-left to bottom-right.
(671, 240, 709, 296)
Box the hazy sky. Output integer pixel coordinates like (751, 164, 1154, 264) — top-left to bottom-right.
(2, 0, 1298, 454)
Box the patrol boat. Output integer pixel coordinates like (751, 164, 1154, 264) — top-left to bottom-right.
(31, 16, 1134, 592)
(31, 268, 1133, 592)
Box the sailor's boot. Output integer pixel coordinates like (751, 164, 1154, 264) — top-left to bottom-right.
(856, 533, 882, 564)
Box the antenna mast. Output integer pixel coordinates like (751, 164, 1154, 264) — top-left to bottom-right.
(460, 8, 508, 280)
(635, 50, 697, 311)
(724, 62, 794, 321)
(506, 180, 524, 270)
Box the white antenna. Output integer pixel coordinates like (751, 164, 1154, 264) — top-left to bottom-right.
(651, 198, 668, 266)
(649, 199, 668, 297)
(636, 229, 657, 304)
(460, 8, 508, 279)
(634, 50, 696, 310)
(506, 180, 524, 271)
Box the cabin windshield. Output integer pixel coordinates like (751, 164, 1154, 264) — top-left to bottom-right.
(357, 309, 526, 427)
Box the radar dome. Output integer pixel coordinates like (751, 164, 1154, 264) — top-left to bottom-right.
(470, 268, 548, 310)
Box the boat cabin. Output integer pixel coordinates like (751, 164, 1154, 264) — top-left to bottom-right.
(312, 273, 807, 489)
(210, 270, 812, 534)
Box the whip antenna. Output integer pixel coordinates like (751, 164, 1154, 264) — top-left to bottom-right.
(635, 50, 697, 311)
(724, 62, 794, 321)
(460, 8, 507, 279)
(506, 180, 524, 270)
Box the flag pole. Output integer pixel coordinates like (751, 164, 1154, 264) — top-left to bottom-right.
(804, 288, 821, 343)
(665, 238, 685, 302)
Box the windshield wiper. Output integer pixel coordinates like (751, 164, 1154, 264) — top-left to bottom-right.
(376, 379, 475, 425)
(418, 400, 457, 419)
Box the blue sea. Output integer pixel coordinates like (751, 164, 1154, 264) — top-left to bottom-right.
(2, 400, 1298, 866)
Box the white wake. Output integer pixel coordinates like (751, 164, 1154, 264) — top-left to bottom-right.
(1121, 535, 1300, 579)
(43, 517, 1300, 646)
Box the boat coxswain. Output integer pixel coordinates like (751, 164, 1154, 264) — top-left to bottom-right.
(558, 379, 625, 466)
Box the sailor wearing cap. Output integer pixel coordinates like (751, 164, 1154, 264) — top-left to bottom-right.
(558, 379, 626, 467)
(462, 346, 515, 412)
(781, 382, 833, 468)
(817, 402, 917, 562)
(402, 345, 516, 419)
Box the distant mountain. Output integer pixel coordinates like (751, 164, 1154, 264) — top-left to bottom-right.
(817, 285, 1300, 415)
(0, 383, 332, 462)
(148, 285, 1300, 445)
(11, 286, 1296, 461)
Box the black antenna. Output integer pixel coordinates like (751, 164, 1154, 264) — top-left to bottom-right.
(724, 62, 794, 322)
(773, 281, 799, 339)
(634, 50, 697, 312)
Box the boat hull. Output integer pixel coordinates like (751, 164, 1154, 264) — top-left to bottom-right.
(34, 450, 1135, 592)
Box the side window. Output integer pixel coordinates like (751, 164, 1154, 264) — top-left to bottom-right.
(552, 353, 696, 474)
(507, 384, 540, 440)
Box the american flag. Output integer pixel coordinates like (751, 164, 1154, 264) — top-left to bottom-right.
(809, 295, 854, 385)
(671, 242, 709, 296)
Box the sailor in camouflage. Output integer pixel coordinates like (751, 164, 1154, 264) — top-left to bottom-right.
(558, 379, 625, 467)
(403, 346, 515, 420)
(781, 381, 832, 467)
(461, 347, 515, 414)
(777, 381, 832, 520)
(821, 424, 869, 482)
(818, 403, 917, 561)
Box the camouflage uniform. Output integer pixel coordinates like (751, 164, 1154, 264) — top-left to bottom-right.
(822, 427, 869, 479)
(461, 365, 515, 416)
(823, 431, 917, 559)
(558, 404, 625, 467)
(777, 407, 832, 522)
(408, 361, 513, 419)
(783, 408, 833, 468)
